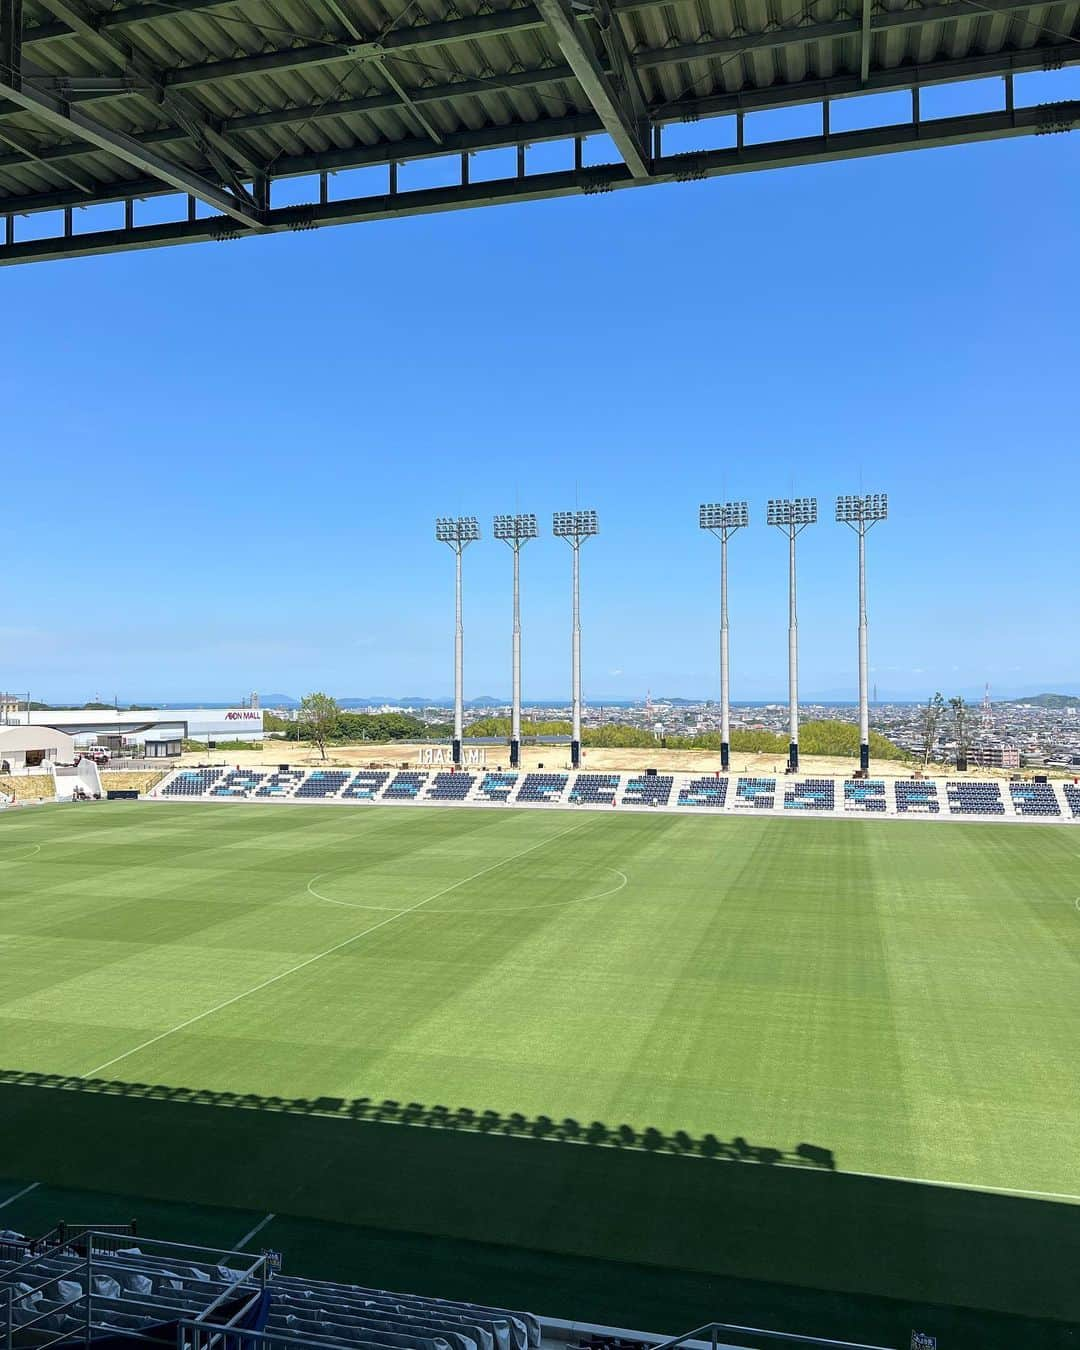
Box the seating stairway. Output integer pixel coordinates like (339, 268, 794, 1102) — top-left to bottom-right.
(0, 1230, 539, 1350)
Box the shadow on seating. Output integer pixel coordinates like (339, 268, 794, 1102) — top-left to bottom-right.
(0, 1069, 1077, 1350)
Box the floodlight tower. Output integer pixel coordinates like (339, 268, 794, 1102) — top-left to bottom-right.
(767, 497, 818, 772)
(553, 509, 598, 769)
(493, 512, 539, 768)
(699, 501, 749, 772)
(836, 493, 888, 772)
(435, 515, 480, 765)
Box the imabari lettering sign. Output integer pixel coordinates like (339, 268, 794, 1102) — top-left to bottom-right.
(224, 711, 262, 721)
(417, 746, 487, 766)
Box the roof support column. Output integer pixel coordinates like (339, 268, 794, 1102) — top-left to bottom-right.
(1, 0, 23, 89)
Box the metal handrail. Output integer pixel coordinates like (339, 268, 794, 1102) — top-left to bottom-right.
(649, 1322, 897, 1350)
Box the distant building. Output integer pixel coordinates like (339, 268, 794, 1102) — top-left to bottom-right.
(968, 743, 1021, 769)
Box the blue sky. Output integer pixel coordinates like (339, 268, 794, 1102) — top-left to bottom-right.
(3, 75, 1078, 706)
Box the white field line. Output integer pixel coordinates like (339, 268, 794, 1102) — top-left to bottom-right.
(83, 817, 595, 1079)
(0, 1180, 39, 1210)
(840, 1166, 1080, 1205)
(307, 864, 628, 914)
(232, 1212, 275, 1251)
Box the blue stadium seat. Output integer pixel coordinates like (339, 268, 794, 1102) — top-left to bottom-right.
(516, 773, 568, 804)
(426, 772, 475, 801)
(161, 768, 223, 797)
(945, 782, 1005, 816)
(621, 775, 673, 806)
(294, 771, 351, 800)
(341, 771, 390, 800)
(383, 771, 429, 800)
(567, 774, 620, 805)
(677, 776, 728, 807)
(894, 780, 940, 813)
(477, 771, 518, 802)
(784, 779, 835, 811)
(843, 779, 887, 812)
(734, 777, 776, 809)
(1008, 781, 1061, 817)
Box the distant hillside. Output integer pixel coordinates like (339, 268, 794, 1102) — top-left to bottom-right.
(1006, 693, 1080, 709)
(465, 716, 909, 760)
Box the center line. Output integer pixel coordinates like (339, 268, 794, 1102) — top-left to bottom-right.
(83, 816, 594, 1079)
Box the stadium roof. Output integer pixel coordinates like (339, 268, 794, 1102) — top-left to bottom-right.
(1, 0, 1077, 264)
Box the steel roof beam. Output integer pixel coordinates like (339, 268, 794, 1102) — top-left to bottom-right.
(534, 0, 650, 174)
(31, 0, 263, 194)
(3, 100, 1074, 266)
(3, 41, 1076, 214)
(0, 73, 262, 224)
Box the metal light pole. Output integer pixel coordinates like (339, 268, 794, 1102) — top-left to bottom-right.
(435, 515, 480, 765)
(767, 497, 817, 772)
(836, 493, 888, 772)
(699, 501, 748, 772)
(553, 509, 598, 769)
(493, 513, 538, 768)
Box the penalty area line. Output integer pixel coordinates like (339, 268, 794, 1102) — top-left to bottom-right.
(843, 1166, 1080, 1204)
(0, 1180, 40, 1210)
(82, 816, 596, 1080)
(232, 1212, 275, 1251)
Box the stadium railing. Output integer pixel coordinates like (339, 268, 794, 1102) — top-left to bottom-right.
(647, 1320, 895, 1350)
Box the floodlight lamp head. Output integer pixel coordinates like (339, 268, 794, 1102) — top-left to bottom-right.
(552, 509, 599, 539)
(435, 515, 481, 545)
(767, 497, 817, 527)
(493, 512, 539, 541)
(699, 500, 749, 531)
(835, 492, 888, 523)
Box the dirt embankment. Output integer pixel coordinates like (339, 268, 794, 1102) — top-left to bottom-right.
(0, 775, 54, 801)
(177, 741, 1031, 780)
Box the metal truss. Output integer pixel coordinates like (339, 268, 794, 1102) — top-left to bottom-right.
(2, 94, 1075, 265)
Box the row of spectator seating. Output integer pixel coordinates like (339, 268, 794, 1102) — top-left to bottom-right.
(622, 775, 674, 806)
(735, 777, 776, 809)
(1009, 782, 1061, 816)
(568, 773, 620, 805)
(161, 768, 222, 796)
(160, 767, 1076, 822)
(844, 779, 887, 811)
(946, 782, 1005, 815)
(678, 776, 729, 807)
(785, 778, 835, 811)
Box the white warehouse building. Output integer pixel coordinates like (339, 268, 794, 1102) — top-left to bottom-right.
(5, 707, 264, 755)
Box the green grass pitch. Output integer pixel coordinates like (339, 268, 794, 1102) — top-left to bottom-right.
(1, 801, 1079, 1342)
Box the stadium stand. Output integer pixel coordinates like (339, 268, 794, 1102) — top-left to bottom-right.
(516, 773, 569, 804)
(341, 771, 390, 800)
(0, 1228, 540, 1350)
(568, 774, 621, 805)
(621, 775, 674, 807)
(294, 771, 351, 800)
(1064, 783, 1080, 818)
(161, 768, 223, 797)
(476, 771, 518, 802)
(946, 782, 1005, 816)
(426, 772, 476, 801)
(677, 776, 729, 808)
(383, 771, 430, 801)
(255, 770, 305, 798)
(211, 770, 265, 798)
(894, 780, 941, 814)
(1008, 781, 1061, 817)
(843, 780, 887, 812)
(734, 777, 776, 809)
(784, 779, 836, 812)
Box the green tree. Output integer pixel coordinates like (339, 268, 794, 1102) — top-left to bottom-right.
(919, 692, 946, 765)
(299, 692, 339, 761)
(949, 696, 970, 766)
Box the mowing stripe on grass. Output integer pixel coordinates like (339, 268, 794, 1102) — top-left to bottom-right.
(83, 816, 596, 1078)
(0, 1180, 39, 1209)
